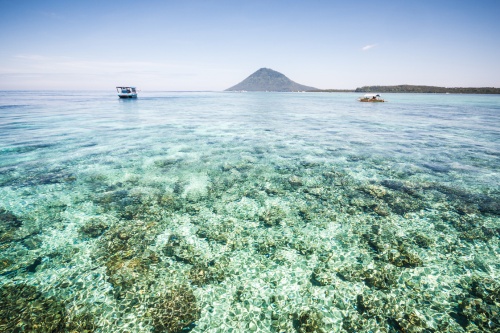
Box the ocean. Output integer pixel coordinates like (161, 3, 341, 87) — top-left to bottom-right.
(0, 91, 499, 332)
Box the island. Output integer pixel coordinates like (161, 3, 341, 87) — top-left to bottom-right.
(226, 68, 317, 92)
(227, 69, 500, 94)
(310, 85, 500, 94)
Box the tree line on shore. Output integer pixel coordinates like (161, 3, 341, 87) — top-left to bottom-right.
(309, 85, 500, 94)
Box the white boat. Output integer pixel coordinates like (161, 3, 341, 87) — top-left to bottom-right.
(358, 93, 385, 102)
(116, 86, 137, 98)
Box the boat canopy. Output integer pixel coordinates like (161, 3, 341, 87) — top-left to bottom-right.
(363, 93, 381, 98)
(116, 86, 137, 93)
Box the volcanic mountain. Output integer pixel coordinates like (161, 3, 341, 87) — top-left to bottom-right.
(226, 68, 317, 92)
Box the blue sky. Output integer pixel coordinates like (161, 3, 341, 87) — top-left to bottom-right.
(1, 0, 499, 90)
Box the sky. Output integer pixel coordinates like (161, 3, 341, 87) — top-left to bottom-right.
(1, 0, 499, 91)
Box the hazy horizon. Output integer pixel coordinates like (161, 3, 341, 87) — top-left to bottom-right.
(1, 0, 500, 91)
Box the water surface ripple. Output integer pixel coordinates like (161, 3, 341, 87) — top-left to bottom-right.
(0, 91, 499, 332)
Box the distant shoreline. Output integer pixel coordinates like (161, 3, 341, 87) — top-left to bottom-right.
(309, 85, 500, 94)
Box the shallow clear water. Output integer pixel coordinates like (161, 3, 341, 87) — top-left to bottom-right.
(0, 91, 499, 332)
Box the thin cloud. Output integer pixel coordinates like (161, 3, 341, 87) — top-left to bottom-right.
(9, 55, 174, 74)
(361, 44, 377, 51)
(15, 54, 51, 61)
(1, 55, 206, 89)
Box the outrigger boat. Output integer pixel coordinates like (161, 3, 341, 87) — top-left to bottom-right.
(358, 93, 385, 102)
(116, 86, 137, 99)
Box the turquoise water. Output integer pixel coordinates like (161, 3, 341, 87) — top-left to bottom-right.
(0, 91, 499, 332)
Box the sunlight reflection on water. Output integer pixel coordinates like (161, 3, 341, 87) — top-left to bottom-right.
(0, 91, 499, 332)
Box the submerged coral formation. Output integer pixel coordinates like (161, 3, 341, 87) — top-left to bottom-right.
(451, 276, 500, 331)
(1, 153, 499, 332)
(0, 208, 22, 244)
(0, 284, 65, 332)
(147, 285, 200, 333)
(78, 217, 109, 238)
(92, 219, 160, 297)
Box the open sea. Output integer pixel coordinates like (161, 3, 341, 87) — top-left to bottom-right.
(0, 90, 499, 332)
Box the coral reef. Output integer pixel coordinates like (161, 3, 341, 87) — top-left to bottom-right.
(1, 114, 499, 333)
(0, 208, 22, 244)
(92, 219, 160, 297)
(187, 254, 228, 286)
(259, 204, 287, 227)
(0, 283, 65, 332)
(452, 276, 500, 331)
(292, 308, 325, 333)
(147, 285, 200, 333)
(78, 217, 109, 238)
(162, 233, 205, 265)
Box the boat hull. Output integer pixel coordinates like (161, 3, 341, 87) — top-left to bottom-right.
(358, 98, 384, 102)
(118, 94, 137, 99)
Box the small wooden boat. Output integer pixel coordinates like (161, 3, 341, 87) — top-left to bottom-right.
(116, 86, 137, 98)
(358, 93, 385, 102)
